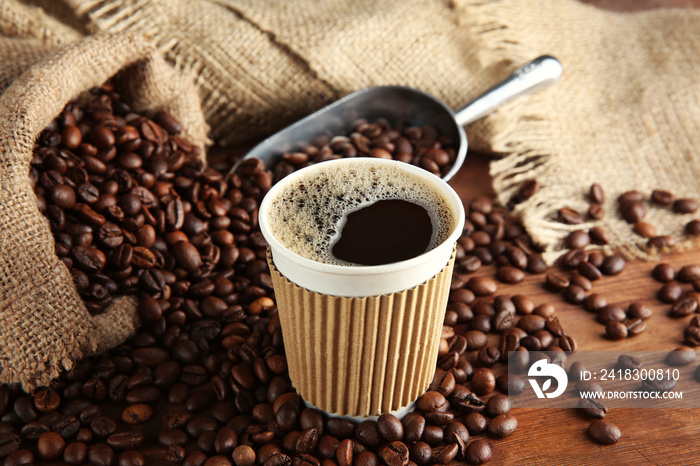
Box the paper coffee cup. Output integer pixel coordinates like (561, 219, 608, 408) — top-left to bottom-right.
(259, 158, 465, 418)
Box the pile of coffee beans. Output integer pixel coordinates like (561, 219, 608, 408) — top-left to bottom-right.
(268, 118, 458, 182)
(5, 81, 698, 465)
(3, 83, 532, 465)
(30, 83, 255, 316)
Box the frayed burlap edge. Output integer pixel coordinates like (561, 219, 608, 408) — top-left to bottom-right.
(455, 0, 700, 264)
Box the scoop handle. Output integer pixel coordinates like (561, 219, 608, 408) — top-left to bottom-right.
(454, 55, 563, 127)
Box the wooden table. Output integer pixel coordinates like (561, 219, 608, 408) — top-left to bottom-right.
(451, 152, 700, 465)
(458, 1, 700, 463)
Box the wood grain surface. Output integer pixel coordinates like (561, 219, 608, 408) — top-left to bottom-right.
(456, 2, 700, 463)
(450, 153, 700, 465)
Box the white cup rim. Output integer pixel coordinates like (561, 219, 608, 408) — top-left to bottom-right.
(258, 158, 465, 293)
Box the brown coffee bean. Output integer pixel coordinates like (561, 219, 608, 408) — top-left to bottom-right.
(588, 419, 621, 445)
(382, 441, 409, 466)
(106, 431, 144, 450)
(665, 346, 697, 366)
(518, 314, 546, 334)
(605, 321, 628, 340)
(558, 207, 583, 224)
(496, 265, 524, 284)
(578, 398, 608, 419)
(590, 183, 605, 204)
(336, 438, 353, 466)
(628, 302, 653, 320)
(38, 432, 66, 460)
(652, 263, 676, 282)
(565, 230, 590, 249)
(651, 189, 674, 205)
(466, 276, 497, 296)
(471, 368, 495, 396)
(409, 441, 432, 466)
(673, 198, 699, 214)
(684, 326, 700, 346)
(633, 221, 656, 238)
(465, 439, 491, 464)
(600, 254, 626, 275)
(620, 200, 646, 223)
(679, 265, 700, 282)
(669, 297, 698, 317)
(545, 272, 569, 290)
(232, 445, 256, 466)
(686, 219, 700, 235)
(487, 413, 517, 437)
(589, 225, 609, 243)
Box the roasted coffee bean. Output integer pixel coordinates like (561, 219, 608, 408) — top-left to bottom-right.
(620, 200, 646, 223)
(669, 297, 698, 317)
(624, 317, 647, 336)
(679, 265, 700, 282)
(477, 346, 500, 367)
(232, 445, 256, 466)
(597, 304, 626, 324)
(588, 419, 621, 445)
(495, 265, 523, 284)
(684, 326, 700, 346)
(605, 321, 628, 340)
(336, 438, 353, 466)
(431, 442, 458, 464)
(686, 219, 700, 235)
(64, 442, 88, 465)
(466, 276, 497, 296)
(590, 183, 605, 204)
(382, 441, 409, 466)
(658, 282, 683, 303)
(652, 263, 676, 282)
(471, 368, 495, 396)
(465, 439, 491, 465)
(600, 254, 626, 275)
(88, 443, 114, 466)
(119, 449, 146, 466)
(518, 314, 546, 334)
(665, 346, 697, 366)
(416, 391, 447, 412)
(485, 394, 511, 417)
(409, 441, 432, 466)
(400, 413, 425, 444)
(37, 431, 66, 460)
(565, 230, 590, 249)
(651, 189, 674, 205)
(545, 272, 569, 290)
(627, 302, 653, 320)
(107, 431, 144, 450)
(578, 398, 607, 418)
(673, 198, 699, 214)
(558, 207, 583, 224)
(487, 413, 517, 437)
(0, 432, 21, 458)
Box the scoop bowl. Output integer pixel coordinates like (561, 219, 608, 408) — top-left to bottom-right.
(229, 55, 562, 182)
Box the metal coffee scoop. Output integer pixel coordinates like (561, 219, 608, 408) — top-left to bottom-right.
(228, 55, 562, 182)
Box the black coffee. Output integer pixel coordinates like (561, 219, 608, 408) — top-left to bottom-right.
(264, 160, 456, 266)
(331, 199, 432, 266)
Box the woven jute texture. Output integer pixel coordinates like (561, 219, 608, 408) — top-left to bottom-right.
(454, 0, 700, 262)
(0, 25, 208, 391)
(63, 0, 700, 261)
(63, 0, 506, 148)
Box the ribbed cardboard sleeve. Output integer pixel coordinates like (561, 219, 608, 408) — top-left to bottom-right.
(267, 248, 456, 418)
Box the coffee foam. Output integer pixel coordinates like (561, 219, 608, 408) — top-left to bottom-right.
(265, 162, 457, 266)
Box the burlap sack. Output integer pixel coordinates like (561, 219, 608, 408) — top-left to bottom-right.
(53, 0, 700, 262)
(0, 26, 208, 390)
(61, 0, 503, 148)
(451, 0, 700, 262)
